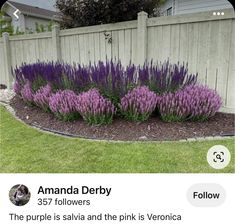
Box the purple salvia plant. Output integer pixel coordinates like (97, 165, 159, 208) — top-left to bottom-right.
(20, 81, 34, 104)
(49, 90, 80, 121)
(139, 60, 197, 94)
(13, 60, 137, 104)
(13, 59, 197, 102)
(13, 62, 74, 91)
(89, 60, 136, 104)
(34, 84, 52, 112)
(120, 86, 158, 121)
(77, 88, 116, 125)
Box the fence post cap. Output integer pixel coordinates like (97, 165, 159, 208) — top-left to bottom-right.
(52, 24, 60, 30)
(2, 32, 9, 37)
(138, 11, 148, 17)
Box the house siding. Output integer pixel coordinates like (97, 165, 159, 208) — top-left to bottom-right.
(2, 4, 26, 32)
(24, 16, 52, 32)
(161, 0, 233, 15)
(177, 0, 233, 14)
(2, 2, 57, 33)
(12, 14, 26, 32)
(161, 0, 174, 15)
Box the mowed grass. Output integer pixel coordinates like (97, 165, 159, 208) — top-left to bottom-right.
(0, 106, 234, 173)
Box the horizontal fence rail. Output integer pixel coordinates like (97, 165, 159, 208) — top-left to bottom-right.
(0, 9, 234, 113)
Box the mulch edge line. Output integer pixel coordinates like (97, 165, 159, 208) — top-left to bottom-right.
(1, 102, 235, 143)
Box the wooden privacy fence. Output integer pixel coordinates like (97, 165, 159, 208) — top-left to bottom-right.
(0, 9, 234, 113)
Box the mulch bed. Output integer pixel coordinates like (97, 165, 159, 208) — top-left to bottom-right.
(10, 96, 235, 141)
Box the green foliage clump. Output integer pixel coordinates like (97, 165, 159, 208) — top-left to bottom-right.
(0, 10, 14, 36)
(56, 0, 162, 28)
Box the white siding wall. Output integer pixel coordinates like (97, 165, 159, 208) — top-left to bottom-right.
(3, 3, 53, 32)
(24, 16, 53, 32)
(3, 4, 26, 32)
(177, 0, 233, 14)
(12, 14, 26, 32)
(161, 0, 233, 15)
(161, 0, 174, 15)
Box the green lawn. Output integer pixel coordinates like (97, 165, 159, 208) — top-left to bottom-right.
(0, 106, 234, 173)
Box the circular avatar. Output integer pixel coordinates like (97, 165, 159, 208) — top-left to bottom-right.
(9, 184, 31, 206)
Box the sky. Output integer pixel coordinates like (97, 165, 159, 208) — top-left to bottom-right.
(10, 0, 57, 11)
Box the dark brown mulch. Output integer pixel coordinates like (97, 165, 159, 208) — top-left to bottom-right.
(10, 96, 235, 141)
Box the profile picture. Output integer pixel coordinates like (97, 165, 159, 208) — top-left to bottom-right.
(9, 184, 31, 206)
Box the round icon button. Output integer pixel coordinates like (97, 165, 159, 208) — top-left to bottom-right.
(207, 145, 231, 169)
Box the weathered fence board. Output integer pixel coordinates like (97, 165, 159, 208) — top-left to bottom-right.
(226, 19, 235, 110)
(0, 41, 6, 86)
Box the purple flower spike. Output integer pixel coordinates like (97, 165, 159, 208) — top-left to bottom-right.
(21, 81, 34, 104)
(34, 84, 52, 111)
(120, 86, 158, 121)
(49, 90, 80, 121)
(13, 81, 21, 95)
(157, 85, 222, 122)
(77, 88, 116, 125)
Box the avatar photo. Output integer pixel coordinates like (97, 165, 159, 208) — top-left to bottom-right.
(9, 184, 31, 206)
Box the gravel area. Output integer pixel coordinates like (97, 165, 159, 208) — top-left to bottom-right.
(9, 96, 235, 141)
(0, 89, 15, 104)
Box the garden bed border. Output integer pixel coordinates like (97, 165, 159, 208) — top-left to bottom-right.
(1, 101, 234, 143)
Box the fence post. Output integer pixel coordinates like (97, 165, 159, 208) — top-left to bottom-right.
(137, 11, 148, 65)
(52, 25, 61, 61)
(2, 32, 13, 89)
